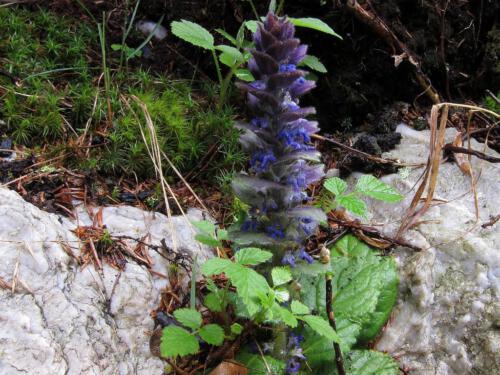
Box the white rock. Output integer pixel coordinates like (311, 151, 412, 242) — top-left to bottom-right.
(369, 125, 500, 374)
(0, 188, 213, 374)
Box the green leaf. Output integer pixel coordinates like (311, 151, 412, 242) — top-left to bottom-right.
(201, 258, 233, 276)
(274, 287, 290, 303)
(171, 20, 214, 50)
(301, 55, 327, 73)
(295, 272, 326, 314)
(227, 265, 270, 316)
(235, 23, 246, 48)
(207, 262, 269, 316)
(345, 350, 399, 375)
(292, 261, 331, 276)
(173, 308, 202, 329)
(111, 44, 123, 51)
(336, 194, 368, 218)
(303, 327, 397, 373)
(216, 45, 243, 60)
(160, 326, 199, 358)
(291, 300, 310, 315)
(244, 20, 259, 33)
(235, 68, 255, 82)
(271, 266, 292, 286)
(219, 52, 238, 67)
(234, 248, 273, 266)
(217, 229, 229, 240)
(355, 175, 404, 202)
(191, 220, 215, 234)
(358, 257, 398, 342)
(300, 315, 340, 342)
(331, 235, 398, 347)
(204, 292, 223, 312)
(215, 28, 237, 45)
(195, 234, 220, 247)
(273, 304, 298, 327)
(236, 352, 286, 374)
(301, 331, 334, 373)
(231, 323, 243, 335)
(199, 324, 225, 346)
(324, 177, 347, 196)
(216, 45, 244, 64)
(289, 17, 342, 39)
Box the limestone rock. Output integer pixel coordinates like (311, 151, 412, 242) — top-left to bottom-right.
(370, 125, 500, 374)
(0, 187, 212, 375)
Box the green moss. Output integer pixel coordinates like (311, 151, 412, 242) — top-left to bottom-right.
(0, 7, 243, 182)
(96, 80, 244, 177)
(0, 8, 95, 142)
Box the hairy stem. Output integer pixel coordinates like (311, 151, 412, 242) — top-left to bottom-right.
(272, 324, 288, 360)
(211, 50, 225, 108)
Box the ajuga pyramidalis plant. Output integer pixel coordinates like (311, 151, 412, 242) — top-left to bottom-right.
(231, 12, 326, 267)
(160, 13, 402, 375)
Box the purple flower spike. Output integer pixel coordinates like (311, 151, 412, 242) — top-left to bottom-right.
(231, 12, 326, 255)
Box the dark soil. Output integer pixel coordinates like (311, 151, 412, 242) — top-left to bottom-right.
(10, 0, 500, 177)
(32, 1, 498, 133)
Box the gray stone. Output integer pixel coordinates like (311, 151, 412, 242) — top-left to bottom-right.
(368, 125, 500, 374)
(0, 187, 212, 375)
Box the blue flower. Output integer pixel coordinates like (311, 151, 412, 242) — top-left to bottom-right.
(285, 333, 306, 374)
(288, 333, 304, 348)
(282, 251, 296, 267)
(286, 101, 300, 112)
(250, 150, 276, 172)
(279, 64, 297, 73)
(287, 173, 307, 191)
(298, 248, 314, 264)
(285, 358, 301, 374)
(241, 218, 258, 232)
(250, 117, 270, 128)
(266, 224, 285, 239)
(278, 128, 312, 151)
(299, 216, 316, 236)
(249, 80, 266, 90)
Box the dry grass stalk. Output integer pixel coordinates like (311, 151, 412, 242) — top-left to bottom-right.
(397, 102, 500, 239)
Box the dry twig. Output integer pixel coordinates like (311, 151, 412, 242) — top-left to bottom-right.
(326, 274, 345, 375)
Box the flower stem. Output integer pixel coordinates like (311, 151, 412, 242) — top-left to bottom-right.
(272, 324, 288, 360)
(211, 49, 225, 107)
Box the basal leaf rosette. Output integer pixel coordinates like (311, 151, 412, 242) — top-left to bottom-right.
(231, 13, 326, 265)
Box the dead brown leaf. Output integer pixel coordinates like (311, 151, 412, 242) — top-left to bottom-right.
(451, 133, 473, 176)
(209, 361, 248, 375)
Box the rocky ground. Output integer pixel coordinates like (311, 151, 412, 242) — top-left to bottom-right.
(0, 189, 212, 374)
(370, 125, 500, 374)
(1, 127, 498, 374)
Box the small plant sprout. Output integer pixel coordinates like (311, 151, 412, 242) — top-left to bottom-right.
(322, 175, 404, 218)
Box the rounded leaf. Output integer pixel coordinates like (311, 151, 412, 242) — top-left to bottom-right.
(174, 308, 202, 329)
(171, 20, 214, 50)
(160, 326, 199, 358)
(199, 324, 225, 346)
